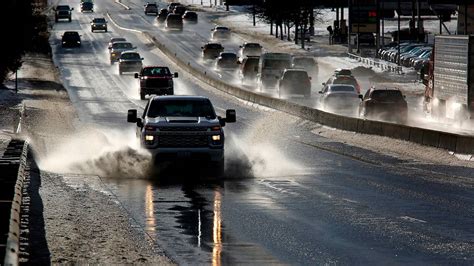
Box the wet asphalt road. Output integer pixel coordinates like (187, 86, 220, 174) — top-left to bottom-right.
(47, 0, 474, 264)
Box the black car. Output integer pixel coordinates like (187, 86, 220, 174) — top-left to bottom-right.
(91, 17, 107, 32)
(54, 5, 73, 22)
(239, 56, 259, 84)
(61, 31, 81, 47)
(359, 87, 408, 123)
(201, 43, 224, 60)
(216, 52, 239, 69)
(80, 2, 93, 12)
(135, 66, 178, 99)
(173, 5, 186, 16)
(165, 14, 183, 31)
(156, 8, 169, 24)
(182, 11, 197, 23)
(144, 3, 158, 15)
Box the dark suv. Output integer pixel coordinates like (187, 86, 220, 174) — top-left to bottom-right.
(144, 3, 158, 15)
(54, 5, 73, 22)
(359, 87, 408, 123)
(135, 66, 178, 99)
(61, 31, 81, 47)
(118, 51, 143, 75)
(165, 14, 183, 31)
(201, 43, 224, 60)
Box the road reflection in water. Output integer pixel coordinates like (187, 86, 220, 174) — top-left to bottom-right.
(145, 184, 156, 233)
(212, 189, 222, 266)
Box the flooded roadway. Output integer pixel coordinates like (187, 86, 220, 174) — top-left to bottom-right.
(45, 0, 474, 263)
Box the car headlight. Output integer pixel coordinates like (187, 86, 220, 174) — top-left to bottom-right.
(212, 135, 221, 141)
(77, 41, 81, 44)
(62, 41, 66, 44)
(145, 135, 154, 141)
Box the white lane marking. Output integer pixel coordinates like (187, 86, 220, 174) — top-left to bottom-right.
(399, 216, 427, 224)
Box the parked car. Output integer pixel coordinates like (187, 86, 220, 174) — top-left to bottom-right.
(355, 33, 375, 46)
(54, 5, 73, 22)
(118, 51, 143, 75)
(135, 66, 178, 99)
(182, 11, 198, 23)
(323, 70, 361, 94)
(165, 14, 183, 31)
(401, 46, 432, 67)
(90, 17, 107, 32)
(216, 52, 239, 70)
(358, 87, 408, 123)
(80, 1, 93, 12)
(61, 31, 81, 47)
(108, 37, 126, 49)
(318, 84, 361, 113)
(238, 42, 262, 61)
(156, 8, 169, 24)
(278, 69, 311, 98)
(201, 42, 224, 60)
(144, 2, 158, 15)
(291, 56, 318, 76)
(211, 26, 231, 40)
(239, 56, 259, 84)
(109, 41, 135, 64)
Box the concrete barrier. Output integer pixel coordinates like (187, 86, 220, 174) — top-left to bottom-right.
(107, 13, 474, 155)
(2, 140, 28, 266)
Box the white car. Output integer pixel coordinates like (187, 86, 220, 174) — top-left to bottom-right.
(238, 42, 262, 61)
(318, 84, 362, 113)
(211, 26, 231, 40)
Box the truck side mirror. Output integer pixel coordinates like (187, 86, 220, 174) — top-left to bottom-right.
(225, 109, 236, 123)
(134, 73, 139, 78)
(127, 109, 138, 123)
(358, 94, 363, 99)
(322, 82, 326, 86)
(174, 72, 178, 78)
(71, 7, 74, 10)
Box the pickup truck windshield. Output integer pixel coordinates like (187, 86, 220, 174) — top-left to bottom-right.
(148, 99, 216, 119)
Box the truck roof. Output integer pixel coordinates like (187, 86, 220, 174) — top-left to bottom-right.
(151, 95, 209, 101)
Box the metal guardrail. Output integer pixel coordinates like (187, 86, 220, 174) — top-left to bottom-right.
(347, 52, 404, 74)
(1, 139, 28, 266)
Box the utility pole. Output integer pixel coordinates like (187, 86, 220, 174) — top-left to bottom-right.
(253, 3, 256, 26)
(397, 0, 401, 66)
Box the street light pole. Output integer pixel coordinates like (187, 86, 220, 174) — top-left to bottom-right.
(397, 0, 401, 66)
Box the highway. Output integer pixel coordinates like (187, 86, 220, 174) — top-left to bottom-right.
(42, 0, 474, 264)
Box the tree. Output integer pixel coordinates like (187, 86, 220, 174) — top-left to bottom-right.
(0, 0, 34, 85)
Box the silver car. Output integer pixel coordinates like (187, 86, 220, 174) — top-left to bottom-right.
(108, 41, 135, 64)
(318, 84, 362, 114)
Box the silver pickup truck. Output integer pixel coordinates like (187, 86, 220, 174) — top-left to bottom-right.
(127, 95, 236, 171)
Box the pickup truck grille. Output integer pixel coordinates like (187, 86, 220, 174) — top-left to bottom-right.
(158, 127, 207, 131)
(145, 79, 169, 88)
(157, 135, 208, 147)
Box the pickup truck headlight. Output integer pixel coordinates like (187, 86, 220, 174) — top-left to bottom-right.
(211, 135, 221, 141)
(145, 135, 154, 141)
